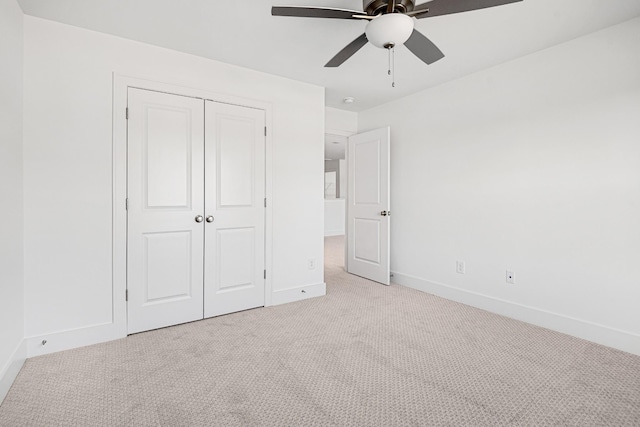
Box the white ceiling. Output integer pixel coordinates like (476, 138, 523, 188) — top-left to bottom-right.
(17, 0, 640, 112)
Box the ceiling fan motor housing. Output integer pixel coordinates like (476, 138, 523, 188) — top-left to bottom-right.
(364, 0, 415, 15)
(365, 13, 415, 48)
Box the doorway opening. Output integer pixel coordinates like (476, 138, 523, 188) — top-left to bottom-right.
(324, 133, 347, 272)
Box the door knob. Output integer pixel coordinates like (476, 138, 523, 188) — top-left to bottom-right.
(195, 215, 204, 223)
(206, 216, 214, 223)
(380, 210, 390, 216)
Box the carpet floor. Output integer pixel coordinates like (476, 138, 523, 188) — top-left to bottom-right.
(1, 236, 639, 426)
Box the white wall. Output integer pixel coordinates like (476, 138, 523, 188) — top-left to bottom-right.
(324, 159, 346, 236)
(0, 0, 26, 402)
(23, 16, 325, 353)
(338, 159, 346, 199)
(325, 199, 346, 237)
(359, 18, 640, 355)
(326, 107, 357, 134)
(324, 159, 346, 198)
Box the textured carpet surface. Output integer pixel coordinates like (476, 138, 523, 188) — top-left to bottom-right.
(1, 236, 639, 426)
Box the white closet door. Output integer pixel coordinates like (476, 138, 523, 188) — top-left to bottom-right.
(347, 127, 391, 285)
(204, 101, 266, 318)
(127, 88, 205, 334)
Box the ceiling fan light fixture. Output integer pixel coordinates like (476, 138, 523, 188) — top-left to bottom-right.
(365, 13, 414, 49)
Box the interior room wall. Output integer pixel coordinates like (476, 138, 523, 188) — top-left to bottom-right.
(358, 17, 640, 355)
(324, 160, 345, 236)
(324, 198, 346, 237)
(325, 107, 357, 134)
(0, 0, 26, 402)
(338, 159, 346, 199)
(22, 16, 324, 354)
(324, 159, 344, 198)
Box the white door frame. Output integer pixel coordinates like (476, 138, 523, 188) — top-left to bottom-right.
(112, 74, 274, 337)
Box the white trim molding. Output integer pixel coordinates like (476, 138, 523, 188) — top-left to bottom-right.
(271, 282, 326, 306)
(392, 271, 640, 356)
(0, 340, 26, 404)
(25, 322, 120, 358)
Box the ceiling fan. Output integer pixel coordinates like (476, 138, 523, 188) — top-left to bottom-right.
(272, 0, 523, 67)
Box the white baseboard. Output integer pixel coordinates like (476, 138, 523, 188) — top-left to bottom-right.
(324, 230, 345, 237)
(26, 321, 125, 358)
(392, 271, 640, 356)
(0, 339, 27, 405)
(23, 282, 330, 358)
(271, 282, 326, 306)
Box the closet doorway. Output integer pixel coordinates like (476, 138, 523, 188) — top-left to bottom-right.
(126, 88, 266, 334)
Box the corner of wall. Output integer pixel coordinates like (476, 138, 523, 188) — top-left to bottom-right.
(0, 339, 26, 405)
(0, 0, 26, 406)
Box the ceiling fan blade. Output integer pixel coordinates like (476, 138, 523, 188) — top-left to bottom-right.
(272, 6, 365, 20)
(411, 0, 522, 18)
(325, 33, 369, 67)
(404, 29, 444, 65)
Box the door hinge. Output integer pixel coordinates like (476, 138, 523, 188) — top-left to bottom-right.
(264, 198, 267, 208)
(125, 289, 128, 301)
(264, 126, 267, 136)
(264, 270, 266, 279)
(125, 198, 129, 210)
(126, 107, 129, 120)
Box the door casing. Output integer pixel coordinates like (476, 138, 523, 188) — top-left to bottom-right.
(113, 74, 274, 337)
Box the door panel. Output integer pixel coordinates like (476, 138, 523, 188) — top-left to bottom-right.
(143, 231, 193, 302)
(347, 127, 390, 285)
(354, 139, 381, 204)
(353, 219, 380, 264)
(145, 107, 192, 208)
(204, 101, 266, 318)
(218, 116, 255, 207)
(217, 227, 255, 291)
(127, 88, 205, 334)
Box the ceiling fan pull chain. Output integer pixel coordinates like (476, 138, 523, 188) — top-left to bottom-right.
(388, 47, 391, 76)
(392, 46, 396, 88)
(386, 46, 395, 88)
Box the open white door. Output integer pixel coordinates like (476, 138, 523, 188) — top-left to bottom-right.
(347, 127, 390, 285)
(127, 88, 205, 334)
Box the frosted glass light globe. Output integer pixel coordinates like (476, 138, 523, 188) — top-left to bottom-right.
(365, 13, 415, 49)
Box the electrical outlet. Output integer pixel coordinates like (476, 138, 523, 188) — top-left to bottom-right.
(308, 258, 316, 270)
(506, 270, 515, 284)
(456, 260, 465, 274)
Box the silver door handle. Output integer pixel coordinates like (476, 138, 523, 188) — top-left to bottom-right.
(380, 210, 390, 216)
(195, 215, 204, 223)
(206, 216, 214, 223)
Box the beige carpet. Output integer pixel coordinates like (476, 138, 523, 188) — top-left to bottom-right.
(1, 235, 639, 426)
